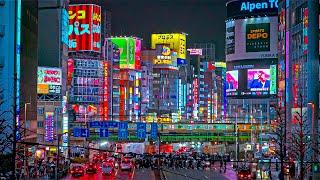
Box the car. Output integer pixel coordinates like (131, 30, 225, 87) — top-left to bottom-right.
(237, 169, 252, 179)
(102, 161, 114, 175)
(86, 162, 98, 174)
(93, 154, 103, 163)
(70, 165, 85, 177)
(120, 158, 133, 171)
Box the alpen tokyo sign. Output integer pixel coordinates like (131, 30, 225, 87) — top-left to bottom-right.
(241, 0, 278, 12)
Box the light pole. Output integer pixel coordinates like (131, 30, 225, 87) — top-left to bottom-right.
(307, 102, 315, 176)
(56, 132, 68, 179)
(24, 102, 31, 178)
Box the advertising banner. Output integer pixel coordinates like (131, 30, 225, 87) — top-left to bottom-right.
(246, 23, 270, 52)
(37, 67, 62, 95)
(111, 38, 128, 69)
(247, 69, 270, 91)
(151, 33, 186, 60)
(68, 4, 101, 52)
(226, 58, 277, 98)
(61, 9, 69, 46)
(135, 39, 141, 70)
(226, 17, 277, 61)
(128, 38, 135, 69)
(45, 112, 54, 142)
(226, 70, 238, 92)
(269, 65, 277, 94)
(226, 20, 235, 55)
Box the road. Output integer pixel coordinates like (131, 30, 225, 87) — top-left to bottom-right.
(162, 166, 237, 180)
(62, 166, 237, 180)
(63, 168, 156, 180)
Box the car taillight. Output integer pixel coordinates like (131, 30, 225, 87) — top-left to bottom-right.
(71, 170, 74, 173)
(240, 174, 243, 177)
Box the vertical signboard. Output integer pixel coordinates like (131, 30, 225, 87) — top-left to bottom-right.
(135, 39, 141, 70)
(111, 38, 128, 69)
(103, 61, 109, 120)
(118, 121, 128, 139)
(45, 112, 54, 142)
(226, 20, 235, 54)
(270, 65, 277, 94)
(37, 67, 62, 95)
(61, 9, 69, 46)
(68, 4, 101, 52)
(127, 38, 135, 69)
(303, 8, 308, 55)
(136, 122, 146, 139)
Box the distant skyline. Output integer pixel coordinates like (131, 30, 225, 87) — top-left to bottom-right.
(105, 0, 227, 60)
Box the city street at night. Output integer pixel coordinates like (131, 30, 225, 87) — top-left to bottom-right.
(1, 0, 320, 179)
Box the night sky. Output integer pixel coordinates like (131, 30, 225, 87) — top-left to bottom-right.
(105, 0, 227, 60)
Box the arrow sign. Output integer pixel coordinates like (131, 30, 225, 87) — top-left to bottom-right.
(80, 128, 89, 137)
(150, 123, 158, 139)
(118, 122, 128, 139)
(136, 122, 146, 139)
(100, 128, 109, 138)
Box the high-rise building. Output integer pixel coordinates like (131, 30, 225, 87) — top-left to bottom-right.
(141, 50, 154, 121)
(0, 0, 38, 172)
(37, 0, 69, 153)
(225, 0, 278, 125)
(278, 0, 319, 154)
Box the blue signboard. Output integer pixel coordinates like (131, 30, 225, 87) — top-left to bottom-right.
(89, 121, 101, 128)
(101, 121, 109, 128)
(108, 121, 119, 128)
(151, 123, 158, 139)
(80, 128, 90, 137)
(100, 128, 109, 138)
(118, 122, 128, 139)
(61, 9, 69, 45)
(177, 58, 186, 65)
(73, 128, 81, 137)
(74, 128, 89, 137)
(136, 122, 146, 139)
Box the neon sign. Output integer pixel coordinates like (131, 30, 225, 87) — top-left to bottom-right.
(240, 0, 278, 12)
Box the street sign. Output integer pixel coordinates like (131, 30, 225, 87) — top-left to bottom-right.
(73, 128, 81, 137)
(150, 123, 158, 139)
(108, 121, 119, 128)
(136, 122, 146, 139)
(100, 128, 109, 138)
(101, 121, 109, 128)
(118, 122, 128, 139)
(80, 128, 90, 137)
(89, 121, 101, 128)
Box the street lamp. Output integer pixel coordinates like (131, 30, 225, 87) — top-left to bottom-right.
(24, 102, 31, 178)
(307, 102, 315, 167)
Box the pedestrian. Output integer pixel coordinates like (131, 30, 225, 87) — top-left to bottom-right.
(224, 160, 227, 173)
(220, 159, 223, 173)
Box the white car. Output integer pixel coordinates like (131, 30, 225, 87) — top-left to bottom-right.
(120, 158, 133, 171)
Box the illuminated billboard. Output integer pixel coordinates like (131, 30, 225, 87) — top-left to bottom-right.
(246, 23, 270, 52)
(111, 37, 137, 69)
(153, 45, 177, 67)
(151, 33, 186, 60)
(226, 16, 277, 61)
(226, 70, 238, 92)
(247, 69, 270, 91)
(135, 39, 141, 70)
(226, 59, 277, 97)
(45, 112, 54, 142)
(226, 0, 278, 18)
(68, 4, 101, 52)
(37, 67, 62, 95)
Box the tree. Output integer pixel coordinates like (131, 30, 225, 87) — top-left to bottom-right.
(290, 94, 317, 180)
(270, 104, 287, 180)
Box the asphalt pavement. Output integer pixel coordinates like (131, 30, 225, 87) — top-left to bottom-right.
(62, 167, 156, 180)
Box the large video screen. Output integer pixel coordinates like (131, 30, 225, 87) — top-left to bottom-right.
(226, 70, 238, 92)
(226, 59, 277, 98)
